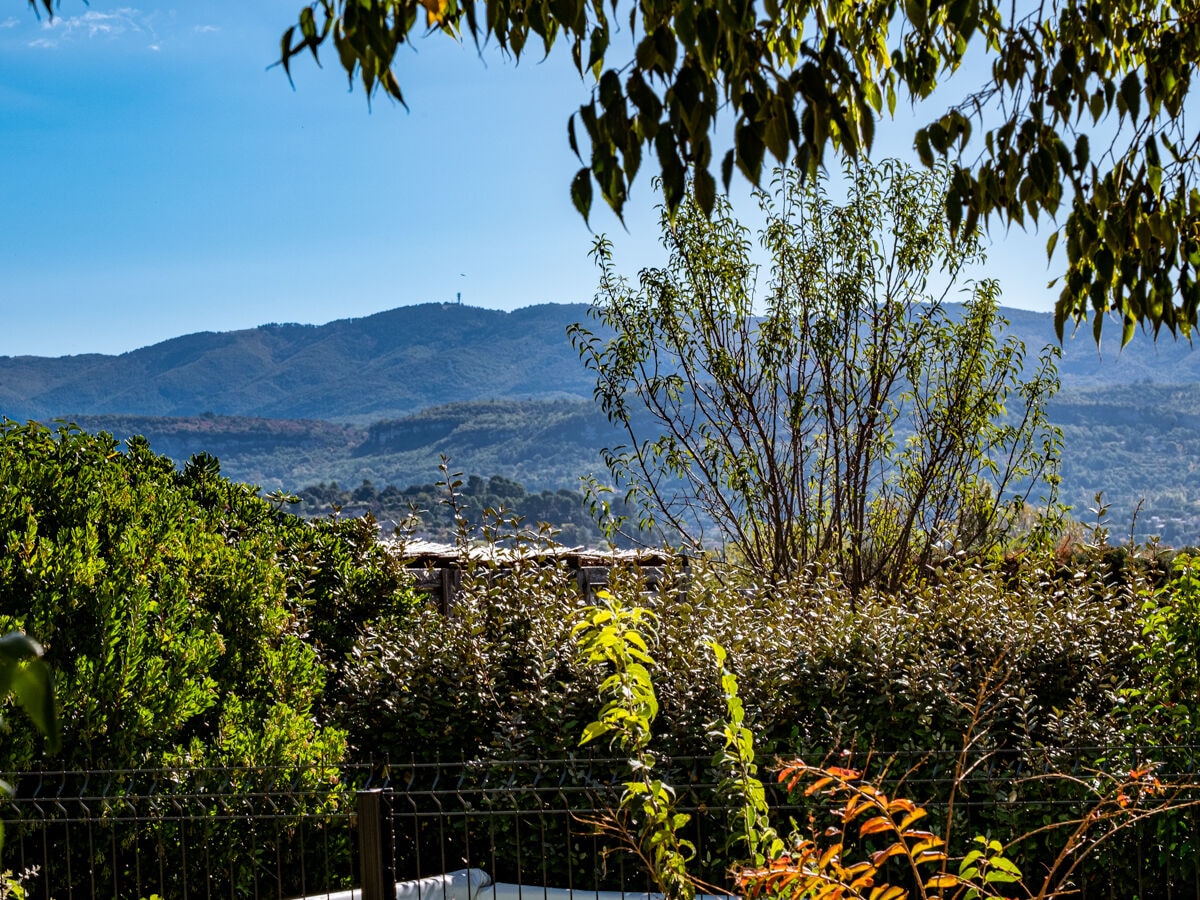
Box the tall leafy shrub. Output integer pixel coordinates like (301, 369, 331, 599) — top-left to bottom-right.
(0, 423, 348, 771)
(571, 160, 1062, 591)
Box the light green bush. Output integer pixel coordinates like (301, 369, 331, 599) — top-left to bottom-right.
(0, 420, 420, 896)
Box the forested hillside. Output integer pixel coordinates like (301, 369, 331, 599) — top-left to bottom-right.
(1054, 383, 1200, 545)
(0, 303, 598, 423)
(67, 383, 1200, 547)
(72, 399, 612, 494)
(6, 302, 1199, 546)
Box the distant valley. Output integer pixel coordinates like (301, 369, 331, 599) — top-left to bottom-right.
(4, 302, 1199, 546)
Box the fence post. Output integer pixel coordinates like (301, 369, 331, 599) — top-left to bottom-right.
(357, 788, 395, 900)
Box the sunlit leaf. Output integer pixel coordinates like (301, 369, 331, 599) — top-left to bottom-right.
(925, 874, 961, 889)
(859, 816, 894, 837)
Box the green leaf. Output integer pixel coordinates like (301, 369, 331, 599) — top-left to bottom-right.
(579, 720, 613, 745)
(988, 856, 1021, 875)
(1074, 133, 1089, 171)
(1046, 229, 1059, 261)
(1149, 164, 1163, 197)
(985, 871, 1021, 884)
(1120, 71, 1142, 123)
(904, 0, 928, 31)
(694, 166, 716, 216)
(8, 657, 60, 753)
(299, 6, 319, 49)
(657, 130, 687, 212)
(720, 148, 735, 191)
(652, 25, 677, 73)
(734, 121, 765, 183)
(764, 98, 791, 162)
(571, 167, 594, 223)
(863, 80, 882, 114)
(914, 128, 934, 168)
(568, 113, 581, 160)
(635, 34, 657, 71)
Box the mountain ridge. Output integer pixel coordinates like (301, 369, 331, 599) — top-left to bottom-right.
(6, 301, 1200, 543)
(59, 381, 1200, 546)
(0, 303, 599, 424)
(3, 301, 1198, 424)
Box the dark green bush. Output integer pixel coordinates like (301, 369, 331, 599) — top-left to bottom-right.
(2, 423, 360, 770)
(344, 533, 1200, 892)
(341, 520, 603, 761)
(346, 539, 1148, 759)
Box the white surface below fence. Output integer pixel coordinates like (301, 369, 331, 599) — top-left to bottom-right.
(291, 868, 736, 900)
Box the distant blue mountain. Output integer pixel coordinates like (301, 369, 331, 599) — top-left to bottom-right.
(1, 302, 1195, 425)
(999, 305, 1200, 386)
(0, 303, 599, 424)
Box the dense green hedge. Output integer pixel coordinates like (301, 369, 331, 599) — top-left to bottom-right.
(345, 546, 1158, 760)
(343, 529, 1200, 894)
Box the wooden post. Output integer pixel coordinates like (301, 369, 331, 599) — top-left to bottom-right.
(577, 566, 608, 600)
(439, 566, 462, 614)
(357, 788, 395, 900)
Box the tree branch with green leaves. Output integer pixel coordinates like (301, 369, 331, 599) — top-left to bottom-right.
(226, 0, 1199, 342)
(574, 592, 696, 900)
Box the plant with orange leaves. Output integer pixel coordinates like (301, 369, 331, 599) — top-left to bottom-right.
(732, 757, 1200, 900)
(736, 761, 1020, 900)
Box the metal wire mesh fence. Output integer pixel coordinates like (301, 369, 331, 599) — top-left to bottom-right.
(363, 756, 804, 895)
(0, 765, 357, 900)
(4, 750, 1200, 900)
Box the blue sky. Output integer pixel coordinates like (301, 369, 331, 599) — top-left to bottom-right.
(0, 1, 1060, 358)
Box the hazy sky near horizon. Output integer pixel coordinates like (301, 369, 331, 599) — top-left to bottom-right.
(1, 1, 1063, 359)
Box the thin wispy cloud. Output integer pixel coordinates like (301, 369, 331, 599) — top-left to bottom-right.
(28, 7, 156, 49)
